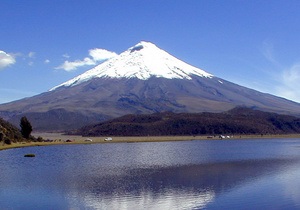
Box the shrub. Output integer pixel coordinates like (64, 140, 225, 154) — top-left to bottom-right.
(36, 136, 43, 142)
(24, 154, 35, 157)
(20, 116, 33, 139)
(0, 132, 3, 142)
(4, 138, 11, 145)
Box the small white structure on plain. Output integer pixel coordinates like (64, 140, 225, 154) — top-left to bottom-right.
(85, 138, 93, 142)
(104, 137, 112, 141)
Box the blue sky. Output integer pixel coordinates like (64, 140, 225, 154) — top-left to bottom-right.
(1, 0, 300, 103)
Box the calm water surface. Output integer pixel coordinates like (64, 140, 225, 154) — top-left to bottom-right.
(1, 139, 300, 209)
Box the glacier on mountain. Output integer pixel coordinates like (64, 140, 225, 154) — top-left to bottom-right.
(50, 41, 213, 91)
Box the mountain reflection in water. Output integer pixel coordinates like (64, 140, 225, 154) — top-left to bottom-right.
(63, 158, 299, 209)
(0, 139, 300, 209)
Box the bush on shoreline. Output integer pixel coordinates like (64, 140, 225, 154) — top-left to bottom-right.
(0, 117, 40, 144)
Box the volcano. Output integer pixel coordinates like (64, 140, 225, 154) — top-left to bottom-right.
(1, 41, 300, 131)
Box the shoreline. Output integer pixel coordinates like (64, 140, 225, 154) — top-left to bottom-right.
(1, 133, 300, 151)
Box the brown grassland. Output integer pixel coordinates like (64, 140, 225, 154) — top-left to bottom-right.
(1, 132, 300, 151)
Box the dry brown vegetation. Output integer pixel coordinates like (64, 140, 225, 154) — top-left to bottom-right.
(1, 132, 300, 151)
(74, 107, 300, 137)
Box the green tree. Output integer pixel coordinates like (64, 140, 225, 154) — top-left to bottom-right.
(20, 116, 32, 139)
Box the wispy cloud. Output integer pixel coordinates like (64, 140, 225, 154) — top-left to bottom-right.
(44, 59, 50, 64)
(261, 41, 281, 67)
(63, 53, 70, 59)
(56, 57, 96, 71)
(261, 41, 300, 102)
(0, 50, 16, 70)
(276, 63, 300, 102)
(28, 51, 36, 58)
(55, 48, 117, 71)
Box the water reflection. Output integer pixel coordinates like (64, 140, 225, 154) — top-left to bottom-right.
(205, 163, 300, 210)
(0, 139, 300, 209)
(64, 158, 299, 209)
(76, 189, 215, 210)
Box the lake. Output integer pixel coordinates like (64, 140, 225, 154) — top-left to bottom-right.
(1, 139, 300, 209)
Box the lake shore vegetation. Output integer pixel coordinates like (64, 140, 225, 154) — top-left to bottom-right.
(1, 132, 300, 151)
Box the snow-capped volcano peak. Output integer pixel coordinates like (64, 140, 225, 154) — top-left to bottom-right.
(50, 41, 213, 91)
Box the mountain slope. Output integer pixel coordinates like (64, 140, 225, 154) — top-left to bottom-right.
(0, 41, 300, 131)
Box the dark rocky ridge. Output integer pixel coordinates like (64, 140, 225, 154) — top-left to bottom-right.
(74, 107, 300, 136)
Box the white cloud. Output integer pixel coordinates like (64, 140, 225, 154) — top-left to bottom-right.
(0, 50, 16, 69)
(89, 48, 117, 61)
(55, 57, 96, 71)
(56, 48, 117, 71)
(45, 59, 50, 64)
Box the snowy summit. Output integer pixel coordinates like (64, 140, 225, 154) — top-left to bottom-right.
(50, 41, 213, 91)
